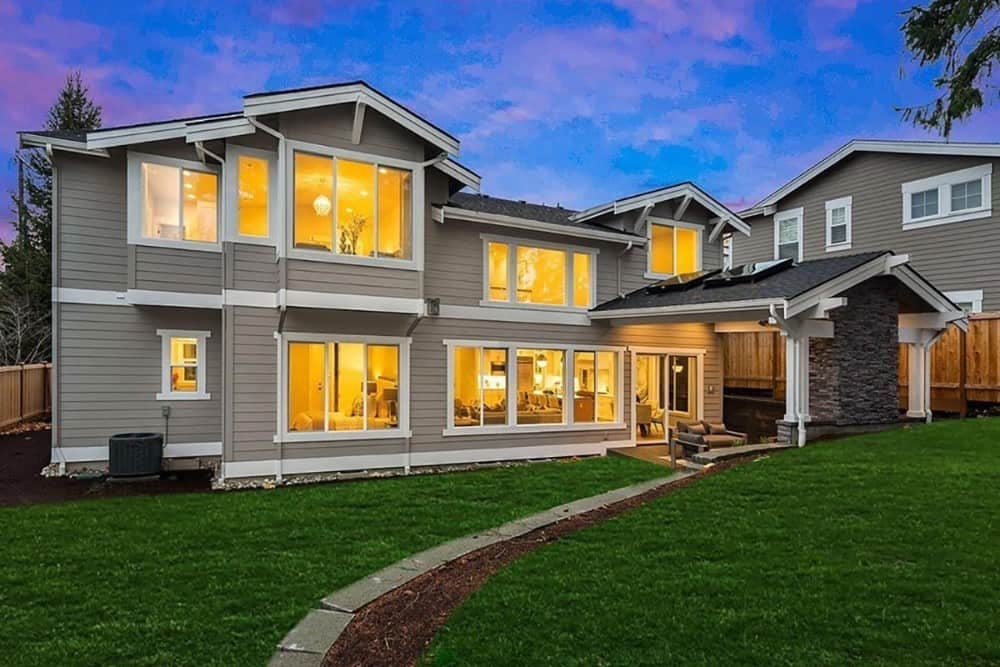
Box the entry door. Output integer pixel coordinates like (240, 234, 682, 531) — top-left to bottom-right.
(667, 355, 699, 423)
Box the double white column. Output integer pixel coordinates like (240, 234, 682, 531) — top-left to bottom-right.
(783, 334, 810, 446)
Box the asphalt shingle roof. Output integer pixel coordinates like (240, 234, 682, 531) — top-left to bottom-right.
(448, 192, 640, 236)
(592, 251, 891, 312)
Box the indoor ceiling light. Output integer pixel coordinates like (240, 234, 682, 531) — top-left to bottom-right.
(184, 182, 193, 189)
(360, 190, 368, 197)
(312, 194, 332, 216)
(537, 354, 548, 368)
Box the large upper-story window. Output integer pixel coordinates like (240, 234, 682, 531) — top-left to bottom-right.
(484, 236, 596, 309)
(773, 207, 803, 262)
(902, 163, 992, 230)
(293, 150, 412, 260)
(129, 152, 219, 249)
(647, 221, 700, 278)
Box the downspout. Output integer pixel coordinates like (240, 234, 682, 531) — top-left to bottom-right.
(247, 117, 288, 482)
(402, 313, 426, 475)
(617, 241, 634, 297)
(42, 145, 63, 474)
(195, 141, 228, 478)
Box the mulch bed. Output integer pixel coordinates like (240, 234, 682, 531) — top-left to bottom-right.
(322, 456, 760, 667)
(0, 427, 212, 507)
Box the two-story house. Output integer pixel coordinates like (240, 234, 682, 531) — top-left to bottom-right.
(735, 140, 1000, 313)
(19, 83, 965, 480)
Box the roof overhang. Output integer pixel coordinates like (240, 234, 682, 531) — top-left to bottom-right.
(19, 132, 109, 157)
(243, 82, 460, 155)
(436, 158, 481, 192)
(441, 206, 644, 246)
(85, 112, 243, 149)
(746, 139, 1000, 213)
(589, 252, 968, 330)
(570, 182, 750, 237)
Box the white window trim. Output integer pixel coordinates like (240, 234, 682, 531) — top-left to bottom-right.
(773, 207, 804, 262)
(902, 163, 992, 230)
(443, 339, 626, 436)
(225, 144, 278, 246)
(644, 217, 704, 280)
(285, 139, 425, 272)
(279, 332, 411, 443)
(127, 151, 222, 252)
(721, 232, 734, 270)
(824, 196, 853, 252)
(480, 233, 599, 312)
(944, 289, 984, 314)
(156, 329, 211, 400)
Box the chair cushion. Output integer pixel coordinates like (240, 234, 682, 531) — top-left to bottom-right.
(702, 434, 743, 448)
(687, 423, 707, 435)
(707, 422, 728, 435)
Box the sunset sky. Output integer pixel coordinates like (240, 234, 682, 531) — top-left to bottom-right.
(1, 0, 997, 241)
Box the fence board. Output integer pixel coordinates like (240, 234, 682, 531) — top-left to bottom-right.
(0, 364, 52, 429)
(724, 314, 1000, 413)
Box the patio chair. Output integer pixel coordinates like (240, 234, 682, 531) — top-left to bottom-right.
(672, 420, 748, 455)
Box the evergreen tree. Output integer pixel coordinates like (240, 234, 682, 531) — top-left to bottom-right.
(900, 0, 1000, 137)
(1, 70, 102, 362)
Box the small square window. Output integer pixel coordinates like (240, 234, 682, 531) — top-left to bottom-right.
(951, 179, 983, 212)
(157, 330, 210, 400)
(910, 189, 939, 219)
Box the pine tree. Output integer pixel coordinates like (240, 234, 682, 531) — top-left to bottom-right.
(1, 71, 102, 362)
(900, 0, 1000, 137)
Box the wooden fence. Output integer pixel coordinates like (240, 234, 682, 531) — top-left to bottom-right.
(722, 313, 1000, 415)
(0, 363, 52, 430)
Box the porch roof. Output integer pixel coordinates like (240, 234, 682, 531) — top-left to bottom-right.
(592, 252, 889, 313)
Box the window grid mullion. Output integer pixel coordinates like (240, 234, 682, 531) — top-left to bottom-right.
(324, 344, 331, 433)
(331, 157, 339, 254)
(373, 164, 380, 258)
(177, 168, 185, 241)
(508, 244, 517, 305)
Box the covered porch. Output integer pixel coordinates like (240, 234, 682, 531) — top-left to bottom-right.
(592, 251, 967, 447)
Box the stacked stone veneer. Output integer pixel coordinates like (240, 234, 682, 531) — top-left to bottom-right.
(807, 277, 900, 426)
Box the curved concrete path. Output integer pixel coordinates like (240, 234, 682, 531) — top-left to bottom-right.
(269, 470, 695, 666)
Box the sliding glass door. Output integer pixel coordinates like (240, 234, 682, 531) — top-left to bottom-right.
(634, 352, 700, 444)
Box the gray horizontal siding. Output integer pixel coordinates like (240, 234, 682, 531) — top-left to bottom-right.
(230, 243, 278, 291)
(284, 259, 420, 298)
(55, 153, 128, 290)
(56, 304, 222, 449)
(132, 245, 222, 293)
(230, 306, 280, 461)
(279, 104, 426, 162)
(736, 153, 1000, 310)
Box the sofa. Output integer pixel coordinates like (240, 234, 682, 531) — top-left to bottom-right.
(672, 420, 748, 454)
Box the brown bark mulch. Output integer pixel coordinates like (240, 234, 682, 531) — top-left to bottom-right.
(0, 428, 212, 507)
(323, 456, 761, 667)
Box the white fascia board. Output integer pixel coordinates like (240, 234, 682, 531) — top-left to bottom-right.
(571, 183, 747, 234)
(442, 206, 643, 246)
(588, 298, 786, 320)
(185, 117, 256, 143)
(85, 114, 240, 149)
(281, 289, 424, 314)
(435, 158, 481, 191)
(891, 265, 969, 331)
(784, 254, 893, 318)
(19, 133, 109, 157)
(752, 139, 1000, 210)
(242, 83, 461, 155)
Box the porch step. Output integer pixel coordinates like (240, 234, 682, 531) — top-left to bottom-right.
(690, 442, 795, 464)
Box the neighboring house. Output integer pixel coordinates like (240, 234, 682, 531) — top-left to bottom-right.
(736, 140, 1000, 313)
(17, 82, 964, 480)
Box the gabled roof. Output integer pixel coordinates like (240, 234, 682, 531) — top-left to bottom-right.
(569, 181, 751, 237)
(743, 139, 1000, 216)
(444, 193, 644, 245)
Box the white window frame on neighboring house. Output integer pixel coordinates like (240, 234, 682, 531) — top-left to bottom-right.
(127, 151, 222, 252)
(156, 329, 211, 400)
(721, 232, 734, 270)
(902, 163, 992, 230)
(443, 339, 626, 437)
(644, 218, 704, 280)
(773, 207, 803, 262)
(480, 233, 599, 312)
(225, 144, 278, 246)
(944, 289, 984, 314)
(824, 196, 852, 252)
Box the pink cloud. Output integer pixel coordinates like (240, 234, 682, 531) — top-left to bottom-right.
(807, 0, 865, 53)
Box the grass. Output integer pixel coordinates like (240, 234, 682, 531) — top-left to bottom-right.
(0, 455, 663, 666)
(426, 419, 1000, 666)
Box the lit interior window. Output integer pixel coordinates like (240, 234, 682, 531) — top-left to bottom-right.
(573, 350, 616, 423)
(573, 252, 591, 307)
(516, 349, 564, 425)
(675, 228, 698, 274)
(337, 159, 375, 257)
(650, 223, 675, 275)
(453, 347, 508, 428)
(141, 162, 217, 243)
(293, 153, 333, 251)
(169, 337, 199, 393)
(287, 340, 400, 433)
(516, 246, 567, 306)
(237, 155, 269, 237)
(377, 166, 412, 259)
(650, 223, 699, 276)
(488, 242, 509, 301)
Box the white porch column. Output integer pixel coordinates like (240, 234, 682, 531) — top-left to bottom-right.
(906, 341, 928, 420)
(783, 334, 810, 446)
(784, 334, 798, 423)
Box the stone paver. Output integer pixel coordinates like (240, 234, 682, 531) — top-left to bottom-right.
(691, 442, 794, 464)
(268, 649, 325, 667)
(277, 609, 354, 655)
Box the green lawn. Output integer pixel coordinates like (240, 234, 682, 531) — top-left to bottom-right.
(426, 419, 1000, 666)
(0, 455, 663, 667)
